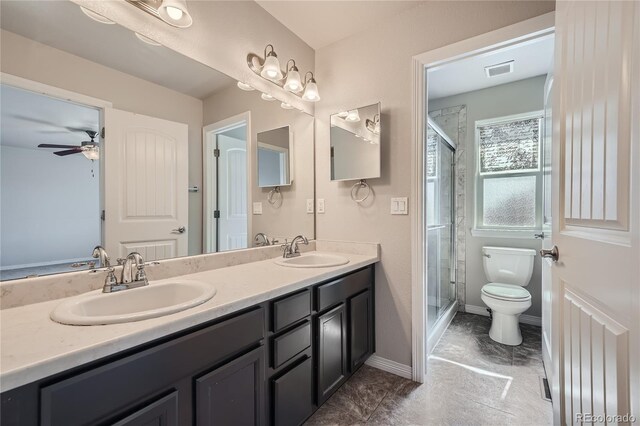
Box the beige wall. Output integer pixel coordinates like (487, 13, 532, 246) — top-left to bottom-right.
(314, 1, 555, 366)
(74, 0, 315, 114)
(430, 75, 548, 319)
(203, 85, 315, 243)
(0, 29, 205, 255)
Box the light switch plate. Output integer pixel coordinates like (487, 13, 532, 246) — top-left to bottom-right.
(391, 197, 408, 215)
(252, 202, 263, 215)
(317, 199, 325, 214)
(306, 199, 314, 214)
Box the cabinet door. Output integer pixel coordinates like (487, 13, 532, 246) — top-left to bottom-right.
(349, 290, 373, 371)
(272, 357, 313, 426)
(317, 304, 347, 404)
(195, 347, 264, 426)
(112, 392, 178, 426)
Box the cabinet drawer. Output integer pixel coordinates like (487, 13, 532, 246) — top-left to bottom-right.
(272, 289, 311, 332)
(272, 321, 311, 368)
(41, 308, 264, 426)
(272, 357, 313, 426)
(316, 267, 372, 312)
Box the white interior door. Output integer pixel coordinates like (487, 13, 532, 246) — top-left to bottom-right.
(217, 134, 247, 251)
(552, 1, 639, 424)
(104, 108, 189, 261)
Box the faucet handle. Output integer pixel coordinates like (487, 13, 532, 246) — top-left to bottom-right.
(103, 267, 118, 293)
(135, 264, 148, 283)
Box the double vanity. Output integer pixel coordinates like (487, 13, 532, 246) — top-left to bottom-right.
(0, 242, 379, 426)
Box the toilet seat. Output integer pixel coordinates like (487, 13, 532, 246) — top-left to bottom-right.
(482, 283, 531, 301)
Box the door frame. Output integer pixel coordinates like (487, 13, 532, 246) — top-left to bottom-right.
(410, 12, 555, 383)
(202, 112, 252, 253)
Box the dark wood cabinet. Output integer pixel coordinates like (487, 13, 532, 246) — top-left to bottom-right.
(349, 290, 373, 371)
(1, 265, 375, 426)
(317, 304, 347, 404)
(195, 347, 264, 426)
(271, 357, 313, 426)
(112, 392, 179, 426)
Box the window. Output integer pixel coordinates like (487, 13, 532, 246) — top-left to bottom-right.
(475, 112, 543, 231)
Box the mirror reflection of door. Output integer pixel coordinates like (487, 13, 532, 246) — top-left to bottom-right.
(203, 117, 249, 253)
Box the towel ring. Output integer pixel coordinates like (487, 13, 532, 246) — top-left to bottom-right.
(267, 186, 282, 206)
(350, 180, 371, 203)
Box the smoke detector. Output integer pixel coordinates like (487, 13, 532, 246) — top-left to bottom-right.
(484, 60, 514, 78)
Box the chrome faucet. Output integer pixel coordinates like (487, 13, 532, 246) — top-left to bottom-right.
(102, 252, 149, 293)
(254, 233, 271, 247)
(92, 245, 111, 268)
(283, 235, 309, 258)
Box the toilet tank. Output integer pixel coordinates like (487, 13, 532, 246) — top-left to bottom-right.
(482, 246, 536, 286)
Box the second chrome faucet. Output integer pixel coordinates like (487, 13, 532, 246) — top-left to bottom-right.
(92, 246, 149, 293)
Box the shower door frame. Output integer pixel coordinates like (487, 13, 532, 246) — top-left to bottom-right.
(410, 12, 555, 383)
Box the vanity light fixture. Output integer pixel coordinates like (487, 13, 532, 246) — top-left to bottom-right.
(301, 72, 321, 102)
(135, 32, 163, 46)
(247, 44, 319, 102)
(345, 109, 360, 122)
(261, 93, 275, 101)
(125, 0, 193, 28)
(237, 81, 255, 91)
(80, 6, 116, 24)
(283, 60, 303, 93)
(280, 102, 294, 110)
(260, 45, 283, 80)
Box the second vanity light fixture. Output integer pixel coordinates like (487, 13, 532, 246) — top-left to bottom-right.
(125, 0, 193, 28)
(247, 44, 320, 102)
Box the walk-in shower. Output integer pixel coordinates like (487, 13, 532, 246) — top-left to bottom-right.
(426, 119, 456, 335)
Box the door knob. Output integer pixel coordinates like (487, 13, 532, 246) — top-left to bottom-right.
(539, 245, 559, 261)
(172, 226, 186, 234)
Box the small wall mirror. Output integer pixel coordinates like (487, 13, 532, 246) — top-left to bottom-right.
(330, 102, 381, 181)
(257, 126, 293, 187)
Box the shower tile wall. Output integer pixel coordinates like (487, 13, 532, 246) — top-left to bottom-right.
(429, 105, 467, 311)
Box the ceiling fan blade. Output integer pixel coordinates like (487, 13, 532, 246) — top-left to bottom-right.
(54, 148, 82, 156)
(38, 144, 80, 149)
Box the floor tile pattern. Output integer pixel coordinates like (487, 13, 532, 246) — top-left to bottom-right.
(305, 313, 553, 425)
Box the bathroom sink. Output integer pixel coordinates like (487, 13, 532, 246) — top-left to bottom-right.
(275, 252, 349, 268)
(50, 280, 216, 326)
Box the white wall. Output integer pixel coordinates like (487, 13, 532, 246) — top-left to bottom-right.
(430, 75, 547, 318)
(0, 146, 100, 267)
(314, 1, 555, 366)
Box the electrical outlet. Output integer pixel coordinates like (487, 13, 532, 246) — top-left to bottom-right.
(390, 197, 408, 215)
(252, 202, 263, 215)
(306, 199, 314, 214)
(317, 199, 325, 214)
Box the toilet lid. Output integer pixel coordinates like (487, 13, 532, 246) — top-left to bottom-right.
(482, 283, 531, 300)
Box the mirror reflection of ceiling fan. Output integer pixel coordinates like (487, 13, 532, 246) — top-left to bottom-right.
(38, 130, 99, 160)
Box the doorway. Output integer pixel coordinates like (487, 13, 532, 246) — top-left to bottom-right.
(203, 113, 251, 253)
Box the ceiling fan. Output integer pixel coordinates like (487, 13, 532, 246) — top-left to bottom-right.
(38, 130, 99, 160)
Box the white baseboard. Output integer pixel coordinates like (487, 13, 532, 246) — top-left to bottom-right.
(365, 354, 412, 380)
(465, 304, 542, 326)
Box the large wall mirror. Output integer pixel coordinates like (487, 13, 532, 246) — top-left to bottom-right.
(330, 102, 381, 181)
(0, 1, 315, 280)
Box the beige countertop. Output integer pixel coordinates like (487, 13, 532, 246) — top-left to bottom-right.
(0, 248, 379, 393)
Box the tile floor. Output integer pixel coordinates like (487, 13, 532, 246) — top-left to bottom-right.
(305, 312, 553, 425)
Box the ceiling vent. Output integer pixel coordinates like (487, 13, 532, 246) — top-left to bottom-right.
(484, 60, 514, 78)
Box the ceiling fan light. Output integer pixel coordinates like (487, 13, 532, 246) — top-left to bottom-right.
(82, 146, 99, 161)
(302, 80, 320, 102)
(80, 6, 115, 25)
(261, 54, 283, 80)
(158, 0, 193, 28)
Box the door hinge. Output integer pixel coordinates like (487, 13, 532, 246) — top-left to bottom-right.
(213, 148, 220, 158)
(101, 127, 105, 139)
(213, 210, 220, 219)
(101, 210, 105, 221)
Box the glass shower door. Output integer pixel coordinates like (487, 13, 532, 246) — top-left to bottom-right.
(426, 121, 456, 334)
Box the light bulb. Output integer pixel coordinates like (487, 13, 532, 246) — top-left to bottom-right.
(261, 54, 283, 80)
(166, 6, 183, 20)
(283, 68, 302, 93)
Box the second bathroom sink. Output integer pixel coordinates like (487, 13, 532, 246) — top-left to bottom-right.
(275, 252, 349, 268)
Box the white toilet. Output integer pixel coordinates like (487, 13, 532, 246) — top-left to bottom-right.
(480, 246, 536, 346)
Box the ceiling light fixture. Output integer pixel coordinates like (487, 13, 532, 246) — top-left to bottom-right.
(237, 81, 255, 91)
(80, 6, 116, 25)
(261, 93, 275, 101)
(247, 44, 319, 103)
(125, 0, 193, 28)
(135, 32, 163, 46)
